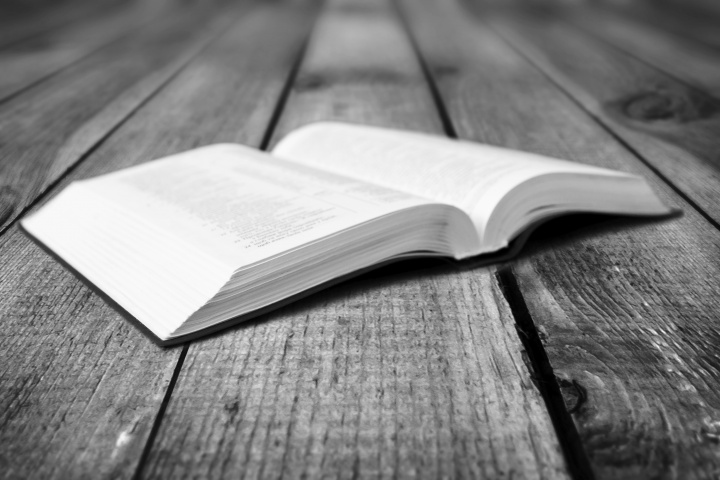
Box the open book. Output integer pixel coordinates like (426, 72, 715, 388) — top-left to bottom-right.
(22, 122, 670, 343)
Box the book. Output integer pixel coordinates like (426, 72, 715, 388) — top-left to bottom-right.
(22, 122, 670, 343)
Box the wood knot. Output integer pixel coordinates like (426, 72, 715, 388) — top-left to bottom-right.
(0, 185, 18, 226)
(624, 92, 684, 121)
(557, 378, 587, 414)
(621, 89, 720, 122)
(224, 401, 240, 420)
(295, 70, 410, 91)
(294, 74, 325, 92)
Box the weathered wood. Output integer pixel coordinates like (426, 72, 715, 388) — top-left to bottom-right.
(140, 0, 568, 478)
(0, 2, 315, 478)
(144, 268, 567, 479)
(0, 0, 244, 234)
(603, 1, 720, 50)
(482, 5, 720, 227)
(272, 0, 443, 135)
(0, 0, 176, 103)
(0, 0, 123, 50)
(650, 0, 720, 17)
(562, 5, 720, 97)
(401, 0, 720, 477)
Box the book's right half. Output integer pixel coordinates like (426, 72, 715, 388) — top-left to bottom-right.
(272, 122, 671, 254)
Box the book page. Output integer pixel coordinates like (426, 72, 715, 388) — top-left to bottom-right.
(22, 144, 456, 338)
(272, 122, 638, 234)
(81, 144, 437, 267)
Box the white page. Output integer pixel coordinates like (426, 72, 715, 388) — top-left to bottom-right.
(272, 122, 640, 235)
(81, 144, 437, 267)
(23, 144, 446, 338)
(21, 183, 234, 338)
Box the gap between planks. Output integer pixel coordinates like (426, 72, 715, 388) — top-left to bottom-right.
(466, 2, 720, 234)
(137, 0, 567, 477)
(0, 3, 252, 240)
(131, 344, 189, 480)
(129, 4, 322, 478)
(547, 7, 720, 234)
(392, 1, 594, 477)
(0, 2, 319, 477)
(0, 0, 122, 51)
(417, 1, 720, 477)
(0, 1, 178, 109)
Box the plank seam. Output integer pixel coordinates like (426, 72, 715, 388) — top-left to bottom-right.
(482, 16, 720, 234)
(0, 3, 253, 240)
(393, 1, 595, 477)
(555, 5, 720, 104)
(0, 2, 115, 52)
(390, 0, 458, 139)
(127, 3, 322, 474)
(131, 343, 190, 480)
(610, 4, 720, 53)
(259, 0, 324, 151)
(0, 9, 169, 109)
(496, 267, 595, 480)
(572, 3, 720, 64)
(560, 10, 720, 108)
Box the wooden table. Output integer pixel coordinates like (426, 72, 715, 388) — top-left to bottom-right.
(2, 0, 719, 478)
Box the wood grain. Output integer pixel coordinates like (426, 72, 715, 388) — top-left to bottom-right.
(0, 2, 315, 478)
(0, 0, 244, 234)
(604, 1, 720, 50)
(0, 0, 123, 50)
(401, 0, 720, 477)
(561, 5, 720, 97)
(483, 5, 720, 227)
(144, 266, 567, 479)
(271, 0, 443, 136)
(140, 0, 569, 478)
(0, 0, 175, 103)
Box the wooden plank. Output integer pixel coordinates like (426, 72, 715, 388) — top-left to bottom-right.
(271, 0, 444, 134)
(481, 5, 720, 228)
(0, 0, 176, 103)
(0, 0, 123, 50)
(400, 0, 720, 477)
(561, 5, 720, 97)
(604, 2, 720, 50)
(0, 0, 244, 234)
(0, 2, 315, 478)
(140, 0, 569, 478)
(651, 0, 720, 17)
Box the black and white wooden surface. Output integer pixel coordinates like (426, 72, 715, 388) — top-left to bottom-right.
(1, 0, 719, 478)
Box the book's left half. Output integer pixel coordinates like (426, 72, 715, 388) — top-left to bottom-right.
(22, 144, 479, 341)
